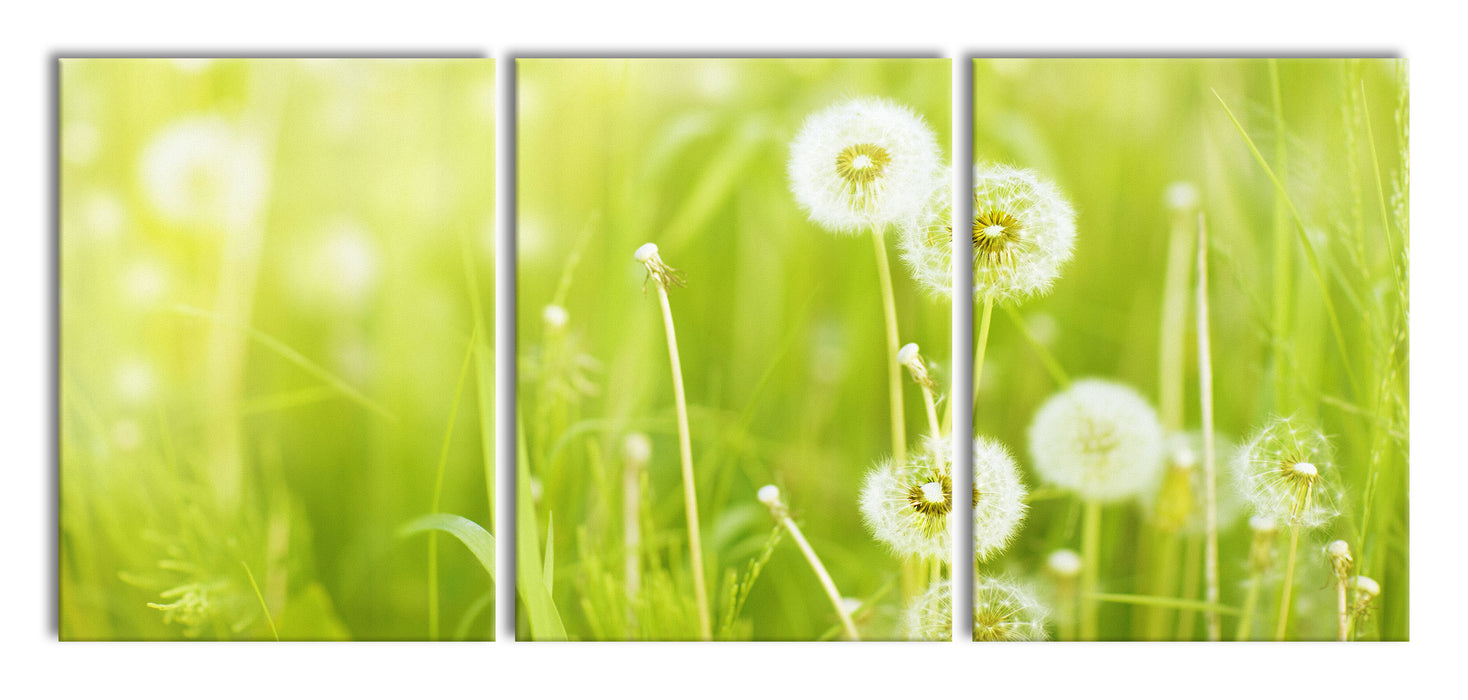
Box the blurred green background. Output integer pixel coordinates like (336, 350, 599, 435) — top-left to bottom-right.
(516, 58, 951, 640)
(60, 58, 497, 640)
(970, 59, 1408, 640)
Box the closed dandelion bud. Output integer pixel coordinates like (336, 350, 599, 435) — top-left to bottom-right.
(622, 432, 652, 468)
(1150, 431, 1243, 534)
(897, 342, 937, 392)
(1046, 548, 1083, 580)
(1164, 181, 1200, 212)
(973, 577, 1050, 642)
(542, 304, 569, 332)
(973, 437, 1028, 562)
(1027, 379, 1165, 502)
(1247, 515, 1278, 573)
(900, 163, 1076, 302)
(633, 241, 685, 291)
(787, 97, 943, 234)
(1326, 540, 1353, 579)
(1233, 416, 1341, 529)
(860, 437, 953, 562)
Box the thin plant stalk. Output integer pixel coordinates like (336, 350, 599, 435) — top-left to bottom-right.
(1146, 533, 1181, 640)
(972, 295, 994, 411)
(1079, 499, 1102, 640)
(1275, 526, 1301, 641)
(1236, 570, 1264, 641)
(1336, 574, 1350, 642)
(918, 380, 942, 440)
(871, 227, 907, 465)
(654, 281, 712, 640)
(778, 512, 860, 641)
(1057, 577, 1078, 642)
(1196, 213, 1222, 641)
(1175, 535, 1202, 640)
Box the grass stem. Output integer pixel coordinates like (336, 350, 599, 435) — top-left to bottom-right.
(972, 295, 994, 411)
(1196, 213, 1221, 641)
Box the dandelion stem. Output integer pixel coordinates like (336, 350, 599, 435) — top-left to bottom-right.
(623, 457, 642, 624)
(1236, 569, 1263, 641)
(1176, 535, 1202, 640)
(1196, 213, 1222, 641)
(1057, 578, 1078, 642)
(972, 295, 994, 411)
(871, 227, 907, 465)
(1336, 573, 1349, 642)
(655, 282, 712, 640)
(1275, 525, 1301, 641)
(1080, 499, 1102, 640)
(919, 382, 942, 440)
(1146, 533, 1181, 640)
(779, 513, 860, 641)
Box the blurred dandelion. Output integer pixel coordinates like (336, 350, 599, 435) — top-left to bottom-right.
(902, 579, 953, 641)
(1029, 379, 1165, 502)
(139, 115, 267, 230)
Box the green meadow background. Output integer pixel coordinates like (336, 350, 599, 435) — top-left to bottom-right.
(971, 59, 1408, 640)
(59, 59, 497, 640)
(516, 58, 952, 640)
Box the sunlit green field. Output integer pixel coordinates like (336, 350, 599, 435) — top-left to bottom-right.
(971, 58, 1408, 641)
(516, 58, 952, 640)
(59, 58, 497, 640)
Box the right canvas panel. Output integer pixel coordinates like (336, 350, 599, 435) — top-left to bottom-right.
(970, 58, 1408, 641)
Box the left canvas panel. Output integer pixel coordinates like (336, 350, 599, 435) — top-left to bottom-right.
(59, 58, 497, 641)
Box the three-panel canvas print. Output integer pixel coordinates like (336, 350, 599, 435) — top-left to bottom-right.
(59, 57, 1408, 642)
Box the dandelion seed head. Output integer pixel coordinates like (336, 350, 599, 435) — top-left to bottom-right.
(757, 484, 781, 506)
(860, 436, 953, 561)
(634, 242, 658, 263)
(973, 577, 1050, 641)
(787, 97, 942, 234)
(898, 163, 1076, 302)
(973, 436, 1028, 562)
(1046, 548, 1082, 578)
(1028, 379, 1164, 502)
(1233, 416, 1341, 530)
(139, 115, 267, 230)
(902, 580, 953, 641)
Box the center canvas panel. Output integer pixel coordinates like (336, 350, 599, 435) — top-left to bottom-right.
(515, 58, 954, 641)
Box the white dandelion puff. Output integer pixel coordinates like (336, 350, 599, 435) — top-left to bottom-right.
(1028, 379, 1165, 502)
(902, 579, 954, 641)
(1232, 416, 1341, 530)
(859, 436, 953, 562)
(787, 97, 942, 234)
(1164, 181, 1201, 212)
(973, 576, 1050, 641)
(898, 163, 1076, 302)
(973, 436, 1028, 562)
(1046, 548, 1082, 579)
(139, 115, 267, 230)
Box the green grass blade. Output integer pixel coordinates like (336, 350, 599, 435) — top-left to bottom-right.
(399, 513, 497, 581)
(168, 304, 397, 421)
(544, 512, 555, 597)
(516, 414, 568, 640)
(1211, 90, 1362, 398)
(240, 560, 280, 641)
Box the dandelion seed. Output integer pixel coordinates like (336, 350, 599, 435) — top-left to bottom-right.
(787, 97, 942, 234)
(1028, 379, 1165, 502)
(139, 115, 267, 230)
(860, 436, 953, 562)
(973, 436, 1027, 563)
(898, 163, 1076, 302)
